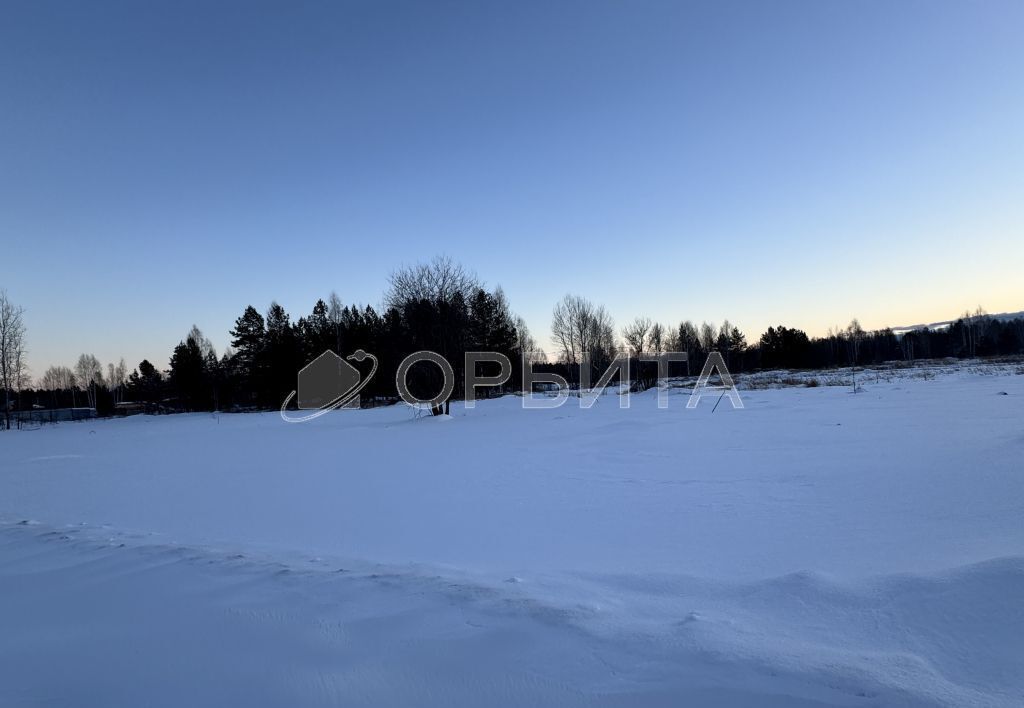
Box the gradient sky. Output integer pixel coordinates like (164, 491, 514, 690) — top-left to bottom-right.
(2, 0, 1022, 376)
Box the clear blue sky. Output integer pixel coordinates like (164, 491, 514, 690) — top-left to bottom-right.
(2, 0, 1022, 375)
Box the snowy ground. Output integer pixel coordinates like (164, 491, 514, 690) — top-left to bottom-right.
(2, 365, 1023, 707)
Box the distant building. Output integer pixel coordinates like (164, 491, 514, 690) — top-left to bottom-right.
(114, 402, 146, 416)
(14, 407, 97, 424)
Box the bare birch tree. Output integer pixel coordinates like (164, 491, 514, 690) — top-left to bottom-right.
(0, 291, 27, 430)
(649, 322, 665, 356)
(75, 354, 104, 409)
(327, 291, 344, 351)
(513, 315, 539, 362)
(39, 365, 76, 407)
(699, 322, 717, 353)
(551, 294, 616, 388)
(622, 317, 651, 357)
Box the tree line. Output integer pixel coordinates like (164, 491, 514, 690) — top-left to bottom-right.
(613, 307, 1024, 379)
(4, 261, 1024, 425)
(12, 258, 535, 419)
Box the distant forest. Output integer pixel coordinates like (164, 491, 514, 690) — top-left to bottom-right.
(3, 257, 1023, 424)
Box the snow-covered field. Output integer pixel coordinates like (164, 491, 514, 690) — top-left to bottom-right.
(2, 366, 1023, 707)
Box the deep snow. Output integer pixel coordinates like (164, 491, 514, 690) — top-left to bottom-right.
(2, 367, 1022, 706)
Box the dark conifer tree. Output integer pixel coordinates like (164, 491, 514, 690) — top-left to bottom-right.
(230, 306, 267, 405)
(127, 359, 164, 405)
(169, 332, 209, 411)
(264, 302, 302, 408)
